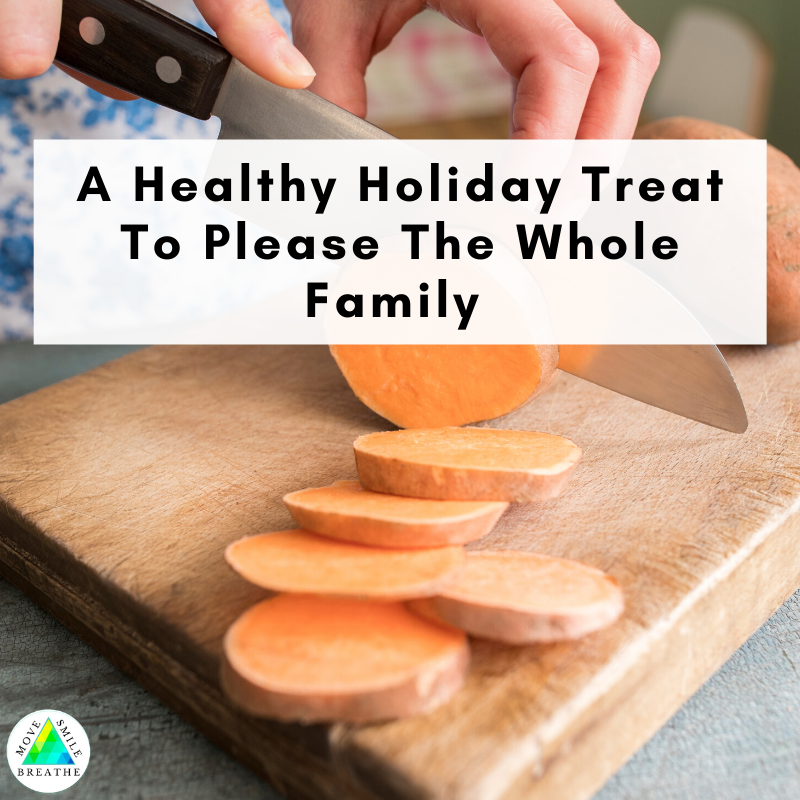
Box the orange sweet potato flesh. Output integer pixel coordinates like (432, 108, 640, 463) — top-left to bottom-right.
(636, 116, 800, 344)
(284, 480, 508, 548)
(354, 427, 582, 502)
(221, 594, 470, 723)
(408, 551, 624, 644)
(225, 529, 465, 599)
(329, 344, 559, 428)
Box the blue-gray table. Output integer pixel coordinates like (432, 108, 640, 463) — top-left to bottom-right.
(1, 343, 798, 800)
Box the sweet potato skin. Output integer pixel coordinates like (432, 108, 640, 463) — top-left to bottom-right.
(354, 428, 582, 503)
(220, 645, 469, 724)
(525, 343, 560, 402)
(407, 550, 624, 644)
(766, 148, 800, 343)
(635, 116, 749, 143)
(285, 501, 505, 547)
(356, 450, 578, 502)
(408, 585, 624, 644)
(635, 116, 800, 344)
(284, 482, 508, 548)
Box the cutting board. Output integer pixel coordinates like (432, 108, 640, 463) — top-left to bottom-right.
(1, 344, 799, 800)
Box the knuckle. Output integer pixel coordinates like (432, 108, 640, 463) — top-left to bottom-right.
(554, 28, 600, 77)
(262, 27, 288, 50)
(512, 93, 554, 139)
(638, 31, 662, 73)
(617, 24, 661, 73)
(516, 118, 552, 140)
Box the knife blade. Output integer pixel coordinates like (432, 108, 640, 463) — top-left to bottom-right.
(558, 345, 747, 433)
(55, 0, 749, 433)
(214, 59, 394, 140)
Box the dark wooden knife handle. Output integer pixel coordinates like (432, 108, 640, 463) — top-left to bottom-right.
(56, 0, 232, 119)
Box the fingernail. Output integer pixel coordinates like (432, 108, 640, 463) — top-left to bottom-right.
(276, 37, 315, 79)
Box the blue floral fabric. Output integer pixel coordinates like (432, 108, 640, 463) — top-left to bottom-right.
(0, 0, 291, 340)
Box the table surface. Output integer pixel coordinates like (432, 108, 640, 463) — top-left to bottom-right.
(1, 343, 799, 800)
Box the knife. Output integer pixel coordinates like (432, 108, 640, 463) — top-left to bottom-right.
(56, 0, 394, 140)
(557, 345, 747, 433)
(55, 0, 749, 434)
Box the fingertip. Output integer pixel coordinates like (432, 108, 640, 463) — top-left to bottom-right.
(0, 0, 60, 80)
(0, 35, 56, 80)
(218, 20, 315, 89)
(200, 0, 314, 89)
(0, 53, 51, 80)
(274, 36, 316, 87)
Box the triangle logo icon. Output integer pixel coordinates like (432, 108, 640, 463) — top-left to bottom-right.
(22, 718, 75, 766)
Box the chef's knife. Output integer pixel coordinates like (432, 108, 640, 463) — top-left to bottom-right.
(56, 0, 394, 140)
(558, 345, 747, 433)
(55, 0, 749, 434)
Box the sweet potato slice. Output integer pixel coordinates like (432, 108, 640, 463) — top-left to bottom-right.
(284, 480, 508, 548)
(330, 345, 559, 428)
(225, 529, 465, 599)
(408, 551, 624, 644)
(354, 427, 581, 502)
(221, 594, 470, 723)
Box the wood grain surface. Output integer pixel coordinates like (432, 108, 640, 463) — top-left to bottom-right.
(1, 343, 799, 800)
(3, 573, 798, 800)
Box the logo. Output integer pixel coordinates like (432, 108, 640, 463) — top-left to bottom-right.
(6, 710, 90, 793)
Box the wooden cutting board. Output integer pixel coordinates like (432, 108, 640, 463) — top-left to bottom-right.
(1, 344, 799, 800)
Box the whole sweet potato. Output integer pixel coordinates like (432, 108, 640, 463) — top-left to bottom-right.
(636, 117, 800, 344)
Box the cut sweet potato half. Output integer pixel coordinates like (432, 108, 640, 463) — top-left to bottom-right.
(225, 529, 465, 599)
(408, 551, 624, 644)
(284, 480, 508, 548)
(354, 427, 581, 502)
(330, 345, 559, 428)
(221, 594, 470, 723)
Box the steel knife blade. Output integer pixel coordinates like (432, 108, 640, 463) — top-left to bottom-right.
(213, 59, 394, 140)
(558, 345, 747, 433)
(56, 0, 749, 433)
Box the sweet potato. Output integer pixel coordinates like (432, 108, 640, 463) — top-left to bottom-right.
(408, 551, 624, 644)
(329, 345, 559, 428)
(354, 427, 581, 502)
(284, 480, 508, 548)
(221, 594, 469, 723)
(635, 116, 800, 344)
(225, 529, 465, 599)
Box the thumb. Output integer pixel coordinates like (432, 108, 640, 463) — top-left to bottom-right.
(0, 0, 59, 79)
(196, 0, 316, 89)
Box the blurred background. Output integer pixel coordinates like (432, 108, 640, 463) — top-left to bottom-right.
(367, 1, 796, 158)
(1, 0, 798, 340)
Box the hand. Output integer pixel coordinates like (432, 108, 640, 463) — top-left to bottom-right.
(286, 0, 660, 139)
(0, 0, 315, 99)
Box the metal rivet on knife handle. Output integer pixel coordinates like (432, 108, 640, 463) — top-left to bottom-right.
(79, 17, 105, 45)
(156, 56, 182, 84)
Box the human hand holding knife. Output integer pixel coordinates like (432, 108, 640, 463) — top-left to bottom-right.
(5, 0, 660, 138)
(6, 0, 746, 431)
